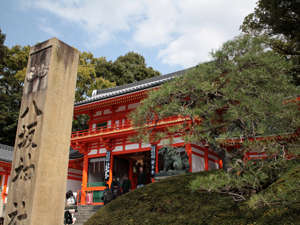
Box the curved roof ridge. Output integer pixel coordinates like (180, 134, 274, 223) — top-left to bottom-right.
(75, 67, 193, 106)
(0, 143, 14, 162)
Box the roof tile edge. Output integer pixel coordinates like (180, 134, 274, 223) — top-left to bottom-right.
(74, 67, 193, 106)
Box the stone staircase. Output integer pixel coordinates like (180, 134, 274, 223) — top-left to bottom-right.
(73, 205, 102, 225)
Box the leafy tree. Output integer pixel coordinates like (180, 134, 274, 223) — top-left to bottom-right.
(0, 30, 29, 145)
(76, 52, 115, 102)
(131, 34, 300, 171)
(0, 29, 7, 71)
(241, 0, 300, 84)
(103, 52, 160, 86)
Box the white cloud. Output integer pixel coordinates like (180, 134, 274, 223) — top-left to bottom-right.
(134, 0, 257, 67)
(23, 0, 145, 46)
(133, 0, 178, 47)
(158, 28, 225, 67)
(22, 0, 257, 67)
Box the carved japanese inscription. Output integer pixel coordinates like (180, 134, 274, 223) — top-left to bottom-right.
(24, 47, 51, 95)
(6, 48, 48, 225)
(4, 38, 79, 225)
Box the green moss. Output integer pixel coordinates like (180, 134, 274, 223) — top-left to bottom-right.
(85, 161, 300, 225)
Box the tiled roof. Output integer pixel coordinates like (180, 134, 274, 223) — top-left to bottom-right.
(69, 148, 84, 159)
(0, 143, 83, 162)
(0, 143, 13, 162)
(75, 67, 192, 106)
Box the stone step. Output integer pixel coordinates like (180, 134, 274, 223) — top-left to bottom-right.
(71, 205, 103, 225)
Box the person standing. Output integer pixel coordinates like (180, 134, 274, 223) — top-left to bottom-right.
(137, 167, 146, 188)
(64, 210, 73, 225)
(121, 175, 131, 194)
(111, 177, 121, 199)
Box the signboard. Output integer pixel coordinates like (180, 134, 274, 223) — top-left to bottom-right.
(104, 151, 111, 181)
(151, 145, 156, 177)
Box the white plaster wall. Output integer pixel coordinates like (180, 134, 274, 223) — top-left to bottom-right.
(173, 137, 184, 144)
(128, 103, 139, 109)
(192, 154, 205, 172)
(141, 143, 151, 148)
(125, 143, 139, 150)
(159, 139, 170, 146)
(99, 148, 106, 154)
(88, 149, 98, 155)
(113, 146, 123, 152)
(94, 111, 101, 116)
(104, 109, 112, 115)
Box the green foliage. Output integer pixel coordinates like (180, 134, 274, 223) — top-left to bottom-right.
(85, 161, 300, 225)
(241, 0, 300, 84)
(247, 161, 300, 209)
(0, 29, 29, 145)
(190, 158, 299, 202)
(0, 29, 7, 71)
(131, 34, 300, 168)
(104, 52, 160, 86)
(72, 114, 90, 132)
(76, 52, 115, 101)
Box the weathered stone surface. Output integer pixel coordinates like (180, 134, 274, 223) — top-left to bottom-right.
(4, 38, 79, 225)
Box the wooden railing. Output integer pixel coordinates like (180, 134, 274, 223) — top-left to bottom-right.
(71, 121, 133, 138)
(71, 116, 189, 139)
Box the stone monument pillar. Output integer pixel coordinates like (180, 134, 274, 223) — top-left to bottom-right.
(4, 38, 79, 225)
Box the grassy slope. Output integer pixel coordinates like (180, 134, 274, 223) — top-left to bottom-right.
(85, 162, 300, 225)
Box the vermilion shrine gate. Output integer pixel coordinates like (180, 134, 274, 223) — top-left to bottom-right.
(69, 69, 223, 205)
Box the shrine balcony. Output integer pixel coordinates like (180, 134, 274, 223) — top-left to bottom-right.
(71, 116, 192, 142)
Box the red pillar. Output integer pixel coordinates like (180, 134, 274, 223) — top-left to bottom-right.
(204, 148, 209, 171)
(218, 159, 223, 169)
(2, 175, 8, 203)
(81, 149, 88, 205)
(185, 143, 192, 172)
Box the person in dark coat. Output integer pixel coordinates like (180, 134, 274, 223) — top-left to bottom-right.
(64, 210, 73, 225)
(137, 167, 146, 188)
(121, 175, 131, 194)
(102, 184, 113, 205)
(111, 177, 121, 199)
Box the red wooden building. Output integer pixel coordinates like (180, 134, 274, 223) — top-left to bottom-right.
(70, 69, 222, 205)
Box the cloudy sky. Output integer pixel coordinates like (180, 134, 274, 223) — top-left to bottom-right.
(1, 0, 257, 74)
